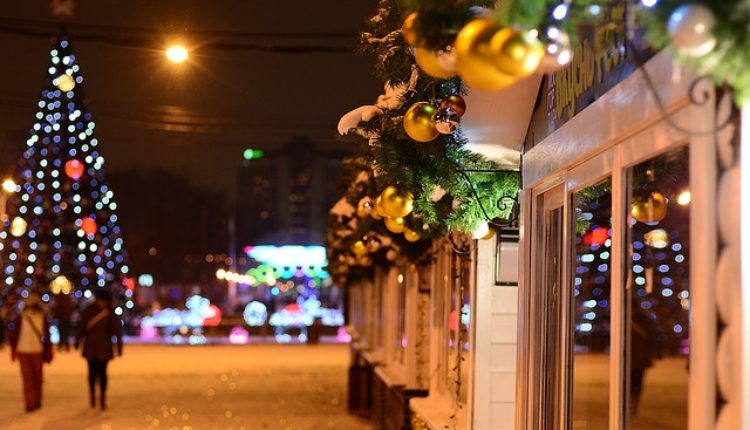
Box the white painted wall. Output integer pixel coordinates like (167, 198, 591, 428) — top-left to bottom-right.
(473, 236, 519, 429)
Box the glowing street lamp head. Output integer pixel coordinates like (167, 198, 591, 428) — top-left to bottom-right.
(165, 45, 189, 63)
(2, 178, 16, 193)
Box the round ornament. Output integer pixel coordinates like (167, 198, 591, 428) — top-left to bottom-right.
(404, 229, 421, 242)
(10, 217, 27, 237)
(667, 4, 716, 57)
(434, 107, 461, 134)
(65, 159, 84, 180)
(440, 95, 467, 116)
(385, 217, 406, 234)
(374, 196, 389, 218)
(537, 31, 572, 73)
(403, 102, 439, 142)
(491, 28, 544, 78)
(356, 197, 373, 218)
(80, 217, 98, 236)
(380, 185, 414, 218)
(351, 240, 368, 257)
(414, 47, 456, 79)
(455, 19, 516, 91)
(402, 12, 419, 46)
(55, 74, 75, 92)
(631, 191, 669, 224)
(471, 221, 490, 239)
(482, 228, 496, 240)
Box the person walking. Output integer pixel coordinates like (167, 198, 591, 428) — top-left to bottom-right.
(53, 292, 74, 351)
(75, 289, 123, 410)
(9, 293, 53, 412)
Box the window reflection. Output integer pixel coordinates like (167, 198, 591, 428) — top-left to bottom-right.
(627, 148, 689, 429)
(572, 178, 612, 429)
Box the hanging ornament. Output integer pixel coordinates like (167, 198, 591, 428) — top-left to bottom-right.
(380, 185, 414, 218)
(667, 4, 716, 57)
(414, 47, 456, 79)
(385, 217, 406, 234)
(481, 228, 496, 240)
(356, 197, 373, 218)
(351, 240, 368, 257)
(65, 159, 84, 180)
(80, 217, 98, 236)
(471, 220, 490, 239)
(491, 28, 544, 78)
(10, 217, 27, 237)
(537, 30, 572, 74)
(455, 19, 516, 91)
(374, 196, 389, 218)
(55, 74, 75, 92)
(434, 107, 461, 134)
(402, 12, 419, 46)
(631, 191, 669, 224)
(403, 102, 439, 142)
(439, 95, 467, 116)
(404, 229, 421, 242)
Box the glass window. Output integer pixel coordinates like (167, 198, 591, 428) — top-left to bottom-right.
(625, 148, 690, 429)
(571, 178, 612, 429)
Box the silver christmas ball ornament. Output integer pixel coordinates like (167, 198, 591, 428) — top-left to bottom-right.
(667, 4, 716, 57)
(434, 107, 461, 135)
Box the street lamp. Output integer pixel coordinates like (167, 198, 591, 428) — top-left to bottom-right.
(1, 178, 16, 222)
(165, 44, 189, 63)
(2, 178, 16, 193)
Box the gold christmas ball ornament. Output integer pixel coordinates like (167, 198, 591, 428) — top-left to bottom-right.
(404, 228, 421, 242)
(471, 221, 490, 239)
(440, 95, 467, 116)
(402, 12, 419, 46)
(455, 19, 517, 91)
(385, 217, 406, 234)
(374, 196, 389, 218)
(481, 227, 496, 240)
(434, 107, 461, 134)
(356, 197, 373, 218)
(631, 191, 669, 224)
(55, 74, 76, 92)
(403, 102, 439, 142)
(380, 185, 414, 218)
(351, 240, 368, 257)
(491, 28, 544, 78)
(414, 47, 456, 79)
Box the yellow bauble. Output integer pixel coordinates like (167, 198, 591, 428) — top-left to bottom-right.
(631, 192, 669, 224)
(403, 102, 439, 142)
(455, 19, 517, 91)
(404, 229, 421, 242)
(414, 47, 455, 79)
(385, 217, 406, 234)
(490, 28, 544, 78)
(351, 240, 368, 257)
(374, 196, 389, 218)
(380, 185, 414, 218)
(56, 74, 75, 92)
(356, 198, 373, 218)
(402, 12, 419, 46)
(482, 228, 496, 240)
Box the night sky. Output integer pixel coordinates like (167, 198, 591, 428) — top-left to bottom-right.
(0, 1, 381, 282)
(0, 1, 381, 197)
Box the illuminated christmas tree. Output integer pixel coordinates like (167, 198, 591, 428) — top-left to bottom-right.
(0, 35, 130, 305)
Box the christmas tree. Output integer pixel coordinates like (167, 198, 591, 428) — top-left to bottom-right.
(0, 35, 130, 306)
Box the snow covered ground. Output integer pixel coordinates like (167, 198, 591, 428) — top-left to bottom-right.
(0, 344, 373, 430)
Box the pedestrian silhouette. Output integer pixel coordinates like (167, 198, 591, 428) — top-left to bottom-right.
(53, 292, 74, 351)
(630, 301, 661, 415)
(9, 293, 53, 412)
(75, 289, 123, 410)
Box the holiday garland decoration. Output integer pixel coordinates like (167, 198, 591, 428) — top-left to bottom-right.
(0, 35, 131, 304)
(404, 0, 750, 105)
(338, 0, 521, 242)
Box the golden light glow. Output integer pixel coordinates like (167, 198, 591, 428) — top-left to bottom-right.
(677, 190, 691, 206)
(10, 216, 27, 237)
(2, 178, 16, 193)
(165, 45, 189, 63)
(55, 74, 76, 92)
(50, 275, 73, 295)
(643, 228, 669, 249)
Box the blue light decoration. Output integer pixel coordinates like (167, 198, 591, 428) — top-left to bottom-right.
(0, 35, 129, 302)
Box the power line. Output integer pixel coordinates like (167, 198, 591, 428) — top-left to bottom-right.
(0, 16, 358, 53)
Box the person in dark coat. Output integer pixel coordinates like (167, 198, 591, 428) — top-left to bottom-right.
(630, 303, 661, 415)
(75, 290, 123, 410)
(53, 292, 74, 351)
(9, 293, 53, 412)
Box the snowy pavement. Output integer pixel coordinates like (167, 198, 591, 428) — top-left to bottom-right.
(0, 344, 373, 430)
